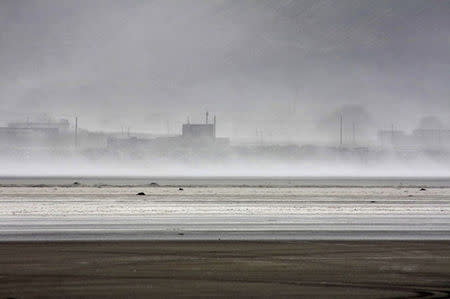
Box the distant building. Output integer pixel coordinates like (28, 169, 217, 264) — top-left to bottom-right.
(182, 112, 216, 140)
(7, 119, 70, 131)
(107, 112, 229, 157)
(378, 128, 450, 149)
(377, 130, 411, 147)
(0, 118, 73, 148)
(182, 123, 215, 140)
(413, 129, 450, 148)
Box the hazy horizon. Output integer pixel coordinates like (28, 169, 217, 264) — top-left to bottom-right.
(1, 1, 449, 176)
(1, 1, 449, 142)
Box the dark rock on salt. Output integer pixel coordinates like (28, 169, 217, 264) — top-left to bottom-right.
(149, 182, 160, 187)
(179, 188, 184, 191)
(420, 188, 427, 191)
(136, 192, 146, 196)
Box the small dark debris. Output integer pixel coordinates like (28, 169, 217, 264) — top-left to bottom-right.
(370, 201, 376, 203)
(149, 182, 160, 187)
(136, 192, 146, 196)
(179, 187, 184, 191)
(420, 188, 427, 191)
(178, 233, 184, 236)
(73, 182, 80, 185)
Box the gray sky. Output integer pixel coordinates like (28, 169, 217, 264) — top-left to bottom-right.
(0, 0, 449, 142)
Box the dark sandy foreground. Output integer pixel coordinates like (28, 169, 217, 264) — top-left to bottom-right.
(0, 241, 449, 298)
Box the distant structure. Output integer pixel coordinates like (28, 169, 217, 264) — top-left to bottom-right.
(0, 118, 72, 147)
(6, 119, 70, 132)
(0, 119, 70, 144)
(75, 117, 78, 148)
(182, 112, 216, 141)
(378, 130, 409, 147)
(0, 118, 112, 149)
(107, 112, 229, 157)
(378, 128, 450, 149)
(413, 129, 450, 148)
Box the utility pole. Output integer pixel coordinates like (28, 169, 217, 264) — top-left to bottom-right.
(391, 123, 394, 146)
(74, 116, 78, 148)
(352, 122, 356, 146)
(438, 128, 441, 147)
(213, 115, 217, 138)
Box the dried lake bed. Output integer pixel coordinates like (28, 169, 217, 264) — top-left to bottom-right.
(1, 184, 449, 240)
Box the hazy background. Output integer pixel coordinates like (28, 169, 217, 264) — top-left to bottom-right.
(1, 0, 449, 144)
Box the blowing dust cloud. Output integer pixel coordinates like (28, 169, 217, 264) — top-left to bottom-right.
(0, 0, 449, 176)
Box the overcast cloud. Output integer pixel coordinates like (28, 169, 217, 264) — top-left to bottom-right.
(0, 0, 449, 142)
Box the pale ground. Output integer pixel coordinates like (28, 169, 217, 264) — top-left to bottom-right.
(0, 186, 449, 240)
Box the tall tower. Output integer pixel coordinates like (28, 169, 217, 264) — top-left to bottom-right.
(74, 116, 78, 148)
(213, 115, 216, 138)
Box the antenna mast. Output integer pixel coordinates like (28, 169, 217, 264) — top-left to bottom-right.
(74, 116, 78, 148)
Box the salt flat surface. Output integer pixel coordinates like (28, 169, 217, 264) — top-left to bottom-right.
(0, 186, 449, 240)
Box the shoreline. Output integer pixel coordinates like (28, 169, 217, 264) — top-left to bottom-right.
(2, 230, 450, 241)
(1, 175, 450, 188)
